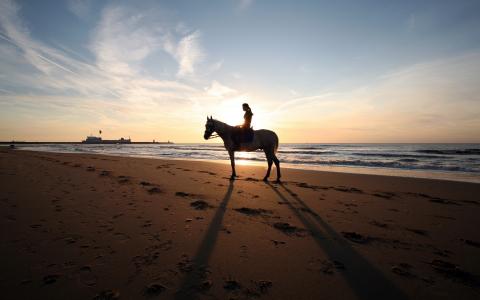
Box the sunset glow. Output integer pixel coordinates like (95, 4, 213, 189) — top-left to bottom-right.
(0, 0, 479, 143)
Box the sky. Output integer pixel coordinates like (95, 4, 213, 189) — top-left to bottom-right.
(0, 0, 479, 143)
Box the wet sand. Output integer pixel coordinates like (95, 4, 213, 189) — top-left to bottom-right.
(1, 148, 479, 299)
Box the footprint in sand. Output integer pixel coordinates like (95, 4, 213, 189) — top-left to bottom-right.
(93, 290, 120, 300)
(112, 213, 123, 219)
(408, 193, 461, 205)
(320, 260, 346, 275)
(234, 207, 271, 216)
(373, 192, 395, 199)
(342, 231, 372, 244)
(433, 249, 452, 258)
(190, 200, 212, 210)
(195, 279, 213, 291)
(273, 222, 307, 237)
(42, 274, 60, 285)
(198, 170, 217, 176)
(99, 170, 111, 177)
(391, 263, 415, 278)
(177, 255, 193, 273)
(369, 220, 389, 228)
(117, 176, 131, 184)
(113, 232, 130, 242)
(405, 228, 428, 236)
(333, 186, 362, 193)
(142, 220, 153, 228)
(223, 280, 242, 291)
(79, 265, 97, 286)
(271, 240, 286, 246)
(429, 259, 479, 287)
(461, 239, 480, 248)
(147, 187, 162, 194)
(175, 191, 191, 197)
(223, 279, 273, 296)
(144, 283, 166, 296)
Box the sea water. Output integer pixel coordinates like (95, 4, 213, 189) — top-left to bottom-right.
(17, 143, 480, 183)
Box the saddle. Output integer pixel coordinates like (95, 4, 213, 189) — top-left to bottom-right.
(232, 127, 254, 148)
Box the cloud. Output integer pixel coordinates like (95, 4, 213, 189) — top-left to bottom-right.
(90, 4, 204, 78)
(205, 80, 237, 97)
(0, 0, 241, 141)
(90, 5, 159, 77)
(174, 30, 204, 77)
(67, 0, 91, 20)
(237, 0, 254, 11)
(273, 52, 480, 142)
(406, 13, 415, 31)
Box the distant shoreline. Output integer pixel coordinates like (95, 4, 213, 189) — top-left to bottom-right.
(0, 141, 173, 144)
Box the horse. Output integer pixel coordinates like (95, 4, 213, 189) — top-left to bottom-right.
(203, 116, 281, 182)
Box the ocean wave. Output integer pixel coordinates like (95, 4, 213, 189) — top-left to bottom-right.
(294, 146, 323, 150)
(171, 147, 225, 152)
(398, 158, 419, 162)
(416, 148, 480, 155)
(287, 159, 477, 173)
(351, 152, 448, 159)
(278, 150, 337, 155)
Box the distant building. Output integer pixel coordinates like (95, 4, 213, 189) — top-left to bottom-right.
(82, 136, 131, 144)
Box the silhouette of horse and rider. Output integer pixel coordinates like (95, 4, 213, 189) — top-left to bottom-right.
(204, 103, 281, 182)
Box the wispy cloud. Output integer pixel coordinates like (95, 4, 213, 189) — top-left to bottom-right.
(406, 13, 416, 31)
(272, 52, 480, 142)
(237, 0, 254, 11)
(67, 0, 91, 20)
(171, 30, 204, 77)
(205, 80, 237, 97)
(0, 0, 235, 141)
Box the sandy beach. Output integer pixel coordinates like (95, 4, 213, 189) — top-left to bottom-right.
(1, 148, 479, 299)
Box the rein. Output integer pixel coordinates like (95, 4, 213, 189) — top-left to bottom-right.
(207, 133, 221, 139)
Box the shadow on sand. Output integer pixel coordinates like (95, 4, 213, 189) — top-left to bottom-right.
(175, 181, 234, 299)
(266, 182, 407, 300)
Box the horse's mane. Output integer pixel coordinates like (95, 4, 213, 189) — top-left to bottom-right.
(212, 119, 232, 128)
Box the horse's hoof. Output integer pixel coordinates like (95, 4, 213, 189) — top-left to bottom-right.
(230, 176, 236, 181)
(263, 177, 268, 182)
(275, 179, 281, 184)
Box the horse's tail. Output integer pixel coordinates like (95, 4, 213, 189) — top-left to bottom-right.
(273, 131, 279, 154)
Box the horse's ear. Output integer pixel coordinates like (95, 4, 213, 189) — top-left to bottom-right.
(209, 115, 212, 120)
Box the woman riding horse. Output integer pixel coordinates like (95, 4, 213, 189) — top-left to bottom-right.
(242, 103, 253, 129)
(233, 103, 254, 149)
(203, 103, 281, 182)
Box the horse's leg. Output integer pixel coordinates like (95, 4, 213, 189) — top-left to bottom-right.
(273, 154, 281, 182)
(229, 150, 237, 180)
(263, 150, 273, 181)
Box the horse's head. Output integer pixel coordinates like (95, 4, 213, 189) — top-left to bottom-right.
(204, 116, 215, 140)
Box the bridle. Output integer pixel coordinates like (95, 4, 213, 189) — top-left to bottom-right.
(205, 121, 221, 139)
